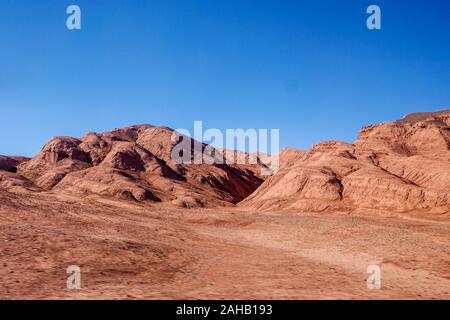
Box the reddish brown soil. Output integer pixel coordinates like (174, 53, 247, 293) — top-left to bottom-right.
(1, 190, 449, 299)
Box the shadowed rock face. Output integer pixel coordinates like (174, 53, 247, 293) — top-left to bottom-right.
(240, 110, 450, 216)
(0, 156, 21, 173)
(0, 156, 35, 191)
(2, 125, 264, 208)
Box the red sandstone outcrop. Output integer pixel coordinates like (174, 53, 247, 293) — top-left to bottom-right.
(240, 110, 450, 216)
(8, 125, 264, 208)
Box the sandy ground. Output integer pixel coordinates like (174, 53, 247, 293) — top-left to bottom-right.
(0, 190, 449, 299)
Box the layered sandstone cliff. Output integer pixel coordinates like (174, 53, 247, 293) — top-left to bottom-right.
(240, 110, 450, 216)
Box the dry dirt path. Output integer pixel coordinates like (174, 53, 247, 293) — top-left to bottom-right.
(185, 211, 450, 299)
(1, 191, 449, 299)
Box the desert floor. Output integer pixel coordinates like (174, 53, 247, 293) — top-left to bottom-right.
(0, 190, 449, 299)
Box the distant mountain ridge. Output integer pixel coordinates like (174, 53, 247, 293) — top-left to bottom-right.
(0, 110, 449, 217)
(0, 125, 266, 208)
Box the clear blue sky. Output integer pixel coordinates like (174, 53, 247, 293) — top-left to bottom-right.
(1, 0, 449, 156)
